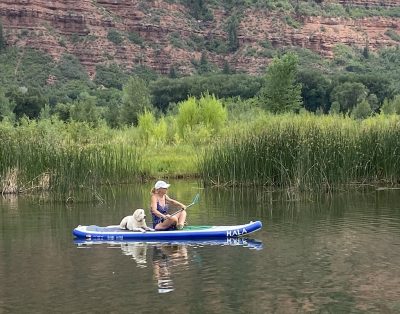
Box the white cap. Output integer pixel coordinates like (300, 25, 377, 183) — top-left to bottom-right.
(154, 180, 170, 190)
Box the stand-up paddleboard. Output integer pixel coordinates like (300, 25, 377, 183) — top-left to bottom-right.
(72, 221, 262, 240)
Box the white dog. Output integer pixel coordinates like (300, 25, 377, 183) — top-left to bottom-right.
(119, 209, 153, 232)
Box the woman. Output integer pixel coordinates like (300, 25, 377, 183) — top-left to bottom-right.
(150, 180, 187, 230)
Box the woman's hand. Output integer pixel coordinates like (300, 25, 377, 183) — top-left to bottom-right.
(164, 214, 171, 220)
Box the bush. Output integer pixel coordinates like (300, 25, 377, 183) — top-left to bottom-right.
(137, 111, 155, 144)
(176, 93, 227, 139)
(52, 53, 90, 83)
(128, 31, 144, 45)
(380, 96, 400, 114)
(107, 29, 124, 45)
(176, 97, 199, 138)
(197, 92, 227, 133)
(94, 64, 129, 89)
(385, 29, 400, 42)
(352, 99, 372, 120)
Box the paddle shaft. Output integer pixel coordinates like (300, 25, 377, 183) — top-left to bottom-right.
(170, 193, 200, 217)
(170, 202, 194, 217)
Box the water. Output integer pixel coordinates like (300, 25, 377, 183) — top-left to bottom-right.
(1, 181, 400, 313)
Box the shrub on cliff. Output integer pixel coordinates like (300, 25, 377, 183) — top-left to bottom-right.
(107, 29, 124, 45)
(94, 64, 128, 89)
(53, 53, 90, 83)
(0, 21, 5, 51)
(183, 0, 213, 21)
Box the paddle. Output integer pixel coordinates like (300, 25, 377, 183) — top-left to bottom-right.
(171, 193, 200, 217)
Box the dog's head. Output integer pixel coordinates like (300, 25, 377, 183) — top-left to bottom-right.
(133, 208, 146, 222)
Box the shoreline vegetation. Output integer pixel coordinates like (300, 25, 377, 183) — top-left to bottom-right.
(2, 113, 400, 202)
(200, 113, 400, 190)
(1, 43, 400, 202)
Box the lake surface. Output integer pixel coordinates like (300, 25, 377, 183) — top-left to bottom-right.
(1, 181, 400, 313)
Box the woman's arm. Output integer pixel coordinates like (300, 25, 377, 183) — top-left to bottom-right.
(165, 195, 186, 210)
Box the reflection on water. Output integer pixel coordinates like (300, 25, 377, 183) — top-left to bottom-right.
(121, 242, 148, 267)
(152, 244, 188, 293)
(75, 238, 263, 294)
(2, 182, 400, 313)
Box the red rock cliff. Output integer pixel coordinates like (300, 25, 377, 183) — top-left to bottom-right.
(0, 0, 399, 76)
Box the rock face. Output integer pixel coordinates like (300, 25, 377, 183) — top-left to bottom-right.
(337, 0, 400, 7)
(0, 0, 399, 76)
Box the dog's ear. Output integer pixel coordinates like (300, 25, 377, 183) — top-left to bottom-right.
(134, 209, 144, 220)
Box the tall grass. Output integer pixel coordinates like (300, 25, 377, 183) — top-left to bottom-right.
(0, 118, 142, 201)
(199, 113, 400, 190)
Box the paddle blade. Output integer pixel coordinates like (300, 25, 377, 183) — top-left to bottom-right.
(192, 193, 200, 205)
(185, 193, 200, 209)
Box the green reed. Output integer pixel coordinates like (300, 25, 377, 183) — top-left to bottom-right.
(199, 113, 400, 190)
(0, 119, 142, 201)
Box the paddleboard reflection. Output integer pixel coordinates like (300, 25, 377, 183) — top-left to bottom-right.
(74, 238, 262, 293)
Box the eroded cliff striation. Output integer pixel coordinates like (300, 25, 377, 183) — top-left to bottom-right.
(0, 0, 399, 76)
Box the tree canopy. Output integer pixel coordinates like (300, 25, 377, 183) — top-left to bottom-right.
(258, 52, 303, 113)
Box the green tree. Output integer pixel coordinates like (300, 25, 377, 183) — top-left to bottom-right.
(184, 0, 213, 21)
(258, 52, 303, 113)
(297, 69, 330, 112)
(47, 79, 91, 105)
(0, 21, 6, 51)
(150, 78, 191, 112)
(94, 64, 128, 89)
(0, 89, 15, 121)
(39, 104, 51, 120)
(52, 53, 90, 83)
(392, 95, 400, 113)
(168, 65, 178, 79)
(69, 92, 101, 125)
(150, 74, 262, 112)
(121, 76, 151, 126)
(7, 86, 45, 119)
(226, 15, 239, 52)
(131, 65, 159, 82)
(329, 101, 341, 115)
(380, 96, 400, 114)
(197, 52, 213, 74)
(54, 103, 71, 121)
(330, 82, 368, 113)
(93, 87, 123, 127)
(351, 99, 372, 119)
(222, 60, 233, 74)
(358, 74, 393, 105)
(367, 93, 379, 112)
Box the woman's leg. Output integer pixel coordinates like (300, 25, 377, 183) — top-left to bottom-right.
(176, 211, 186, 229)
(155, 216, 178, 230)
